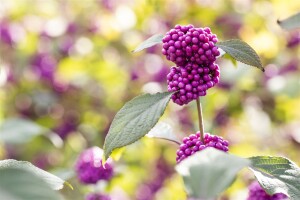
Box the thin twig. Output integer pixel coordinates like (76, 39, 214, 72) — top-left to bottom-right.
(196, 98, 205, 143)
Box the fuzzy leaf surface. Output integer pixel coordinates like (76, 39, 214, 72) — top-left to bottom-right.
(176, 148, 250, 199)
(0, 168, 63, 200)
(216, 39, 264, 71)
(104, 92, 173, 159)
(249, 156, 300, 200)
(0, 159, 68, 190)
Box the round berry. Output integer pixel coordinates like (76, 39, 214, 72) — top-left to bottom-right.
(162, 25, 220, 66)
(167, 63, 220, 105)
(176, 132, 229, 163)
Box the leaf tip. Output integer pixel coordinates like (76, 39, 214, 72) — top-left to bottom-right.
(64, 181, 74, 190)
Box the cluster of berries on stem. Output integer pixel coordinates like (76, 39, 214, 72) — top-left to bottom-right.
(162, 24, 221, 105)
(176, 132, 229, 163)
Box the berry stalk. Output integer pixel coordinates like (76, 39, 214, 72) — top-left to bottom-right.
(196, 98, 205, 143)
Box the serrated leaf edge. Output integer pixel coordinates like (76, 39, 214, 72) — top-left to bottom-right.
(103, 92, 173, 159)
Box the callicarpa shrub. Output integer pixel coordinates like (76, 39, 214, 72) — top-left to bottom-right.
(102, 20, 300, 200)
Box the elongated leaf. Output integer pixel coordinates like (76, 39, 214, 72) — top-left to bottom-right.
(0, 168, 63, 200)
(216, 39, 264, 71)
(0, 118, 63, 147)
(176, 148, 250, 199)
(249, 156, 300, 200)
(278, 12, 300, 30)
(104, 92, 173, 159)
(0, 159, 69, 190)
(132, 34, 164, 53)
(146, 121, 181, 145)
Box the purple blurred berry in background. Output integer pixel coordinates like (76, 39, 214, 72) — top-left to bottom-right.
(31, 53, 57, 80)
(0, 20, 14, 46)
(86, 193, 111, 200)
(75, 147, 113, 184)
(53, 118, 77, 140)
(287, 31, 300, 48)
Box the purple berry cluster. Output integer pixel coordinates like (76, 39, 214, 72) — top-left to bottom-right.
(247, 181, 288, 200)
(75, 147, 113, 184)
(167, 62, 220, 105)
(176, 132, 229, 163)
(162, 25, 221, 105)
(162, 25, 220, 66)
(85, 193, 111, 200)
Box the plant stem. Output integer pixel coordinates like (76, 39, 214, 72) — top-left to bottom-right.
(196, 98, 205, 143)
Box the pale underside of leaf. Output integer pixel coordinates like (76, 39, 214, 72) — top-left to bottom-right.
(132, 34, 164, 53)
(146, 121, 181, 145)
(277, 12, 300, 30)
(0, 159, 67, 190)
(0, 168, 63, 200)
(249, 156, 300, 200)
(216, 39, 264, 72)
(104, 92, 173, 159)
(176, 148, 250, 199)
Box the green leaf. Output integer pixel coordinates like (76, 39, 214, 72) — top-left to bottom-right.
(216, 39, 264, 72)
(146, 121, 181, 145)
(132, 34, 164, 53)
(249, 156, 300, 200)
(278, 12, 300, 30)
(0, 168, 63, 200)
(0, 118, 63, 147)
(176, 148, 250, 199)
(103, 92, 173, 159)
(0, 159, 70, 190)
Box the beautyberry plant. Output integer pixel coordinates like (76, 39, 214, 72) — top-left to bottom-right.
(103, 23, 300, 200)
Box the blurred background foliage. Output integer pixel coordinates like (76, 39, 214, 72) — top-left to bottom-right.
(0, 0, 300, 199)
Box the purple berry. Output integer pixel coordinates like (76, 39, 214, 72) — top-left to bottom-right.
(247, 181, 288, 200)
(167, 63, 220, 105)
(162, 25, 220, 66)
(75, 147, 113, 184)
(176, 132, 229, 163)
